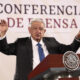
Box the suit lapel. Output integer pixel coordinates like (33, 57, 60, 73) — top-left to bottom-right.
(43, 37, 52, 54)
(26, 37, 33, 71)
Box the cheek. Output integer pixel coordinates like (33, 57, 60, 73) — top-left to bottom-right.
(31, 31, 36, 36)
(41, 32, 45, 35)
(31, 31, 35, 34)
(0, 26, 6, 31)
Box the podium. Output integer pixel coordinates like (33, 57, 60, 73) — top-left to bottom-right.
(28, 54, 80, 80)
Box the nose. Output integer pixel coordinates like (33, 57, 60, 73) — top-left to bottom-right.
(36, 28, 41, 33)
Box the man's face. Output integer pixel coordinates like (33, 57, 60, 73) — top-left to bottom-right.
(28, 21, 46, 42)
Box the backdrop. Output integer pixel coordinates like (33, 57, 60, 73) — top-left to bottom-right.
(0, 0, 80, 80)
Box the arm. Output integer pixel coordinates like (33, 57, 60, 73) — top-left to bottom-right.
(0, 19, 17, 55)
(53, 31, 80, 54)
(58, 38, 80, 54)
(0, 37, 17, 55)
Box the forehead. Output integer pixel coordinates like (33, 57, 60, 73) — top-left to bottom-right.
(31, 21, 45, 27)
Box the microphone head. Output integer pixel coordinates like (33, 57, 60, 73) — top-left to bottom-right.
(63, 51, 80, 71)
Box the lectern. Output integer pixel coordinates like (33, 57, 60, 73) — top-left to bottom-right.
(28, 54, 80, 80)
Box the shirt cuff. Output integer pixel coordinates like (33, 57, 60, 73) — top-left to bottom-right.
(0, 35, 6, 40)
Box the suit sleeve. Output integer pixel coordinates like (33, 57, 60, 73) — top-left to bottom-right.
(57, 39, 80, 54)
(0, 37, 18, 55)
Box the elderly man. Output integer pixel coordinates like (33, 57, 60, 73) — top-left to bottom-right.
(0, 19, 80, 80)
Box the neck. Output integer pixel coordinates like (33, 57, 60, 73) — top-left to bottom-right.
(32, 38, 41, 42)
(35, 39, 41, 42)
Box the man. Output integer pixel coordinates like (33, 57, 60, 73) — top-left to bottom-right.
(0, 19, 80, 80)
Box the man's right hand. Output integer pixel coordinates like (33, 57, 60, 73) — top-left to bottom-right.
(0, 20, 8, 37)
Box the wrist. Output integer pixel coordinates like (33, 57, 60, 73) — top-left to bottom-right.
(75, 36, 80, 42)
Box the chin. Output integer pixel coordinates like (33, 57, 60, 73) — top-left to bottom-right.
(35, 38, 41, 41)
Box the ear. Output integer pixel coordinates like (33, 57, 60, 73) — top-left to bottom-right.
(44, 29, 46, 33)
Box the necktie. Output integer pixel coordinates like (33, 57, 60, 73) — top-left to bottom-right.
(37, 43, 45, 62)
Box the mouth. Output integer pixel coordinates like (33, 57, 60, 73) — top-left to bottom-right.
(36, 34, 41, 37)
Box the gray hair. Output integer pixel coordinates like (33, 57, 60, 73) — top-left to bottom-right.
(29, 18, 45, 27)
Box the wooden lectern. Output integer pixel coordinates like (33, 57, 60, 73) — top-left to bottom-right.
(28, 54, 80, 80)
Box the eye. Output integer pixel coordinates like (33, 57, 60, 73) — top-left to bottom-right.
(39, 27, 44, 30)
(34, 27, 37, 30)
(32, 27, 37, 30)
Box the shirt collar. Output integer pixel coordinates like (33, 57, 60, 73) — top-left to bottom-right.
(31, 37, 43, 46)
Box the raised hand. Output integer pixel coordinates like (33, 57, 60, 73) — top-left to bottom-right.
(0, 20, 8, 37)
(76, 31, 80, 39)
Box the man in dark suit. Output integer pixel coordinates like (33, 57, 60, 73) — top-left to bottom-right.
(0, 19, 80, 80)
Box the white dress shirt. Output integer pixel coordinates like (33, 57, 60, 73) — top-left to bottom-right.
(0, 35, 6, 40)
(31, 37, 49, 69)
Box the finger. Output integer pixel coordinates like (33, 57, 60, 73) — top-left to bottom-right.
(0, 20, 1, 24)
(0, 31, 1, 34)
(0, 20, 2, 25)
(78, 30, 80, 34)
(0, 20, 3, 25)
(1, 20, 8, 26)
(2, 20, 6, 24)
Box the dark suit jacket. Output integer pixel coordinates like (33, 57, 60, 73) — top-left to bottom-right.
(0, 37, 80, 80)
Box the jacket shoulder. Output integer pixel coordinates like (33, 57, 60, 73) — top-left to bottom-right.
(16, 37, 30, 44)
(43, 37, 56, 41)
(18, 37, 30, 41)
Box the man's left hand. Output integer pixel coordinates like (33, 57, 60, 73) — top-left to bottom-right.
(76, 31, 80, 39)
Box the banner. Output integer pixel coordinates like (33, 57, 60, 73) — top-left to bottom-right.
(0, 0, 80, 80)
